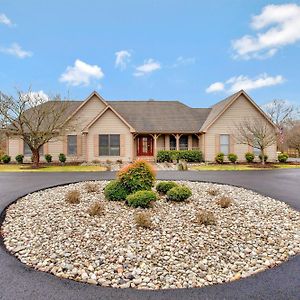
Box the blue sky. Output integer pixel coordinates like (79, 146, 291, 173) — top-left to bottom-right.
(1, 0, 300, 107)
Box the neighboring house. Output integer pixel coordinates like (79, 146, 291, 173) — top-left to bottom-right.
(7, 90, 277, 162)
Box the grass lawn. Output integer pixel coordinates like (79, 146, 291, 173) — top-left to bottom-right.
(191, 164, 300, 171)
(0, 164, 107, 172)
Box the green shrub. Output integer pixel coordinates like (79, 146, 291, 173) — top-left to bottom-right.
(45, 154, 52, 163)
(157, 150, 203, 163)
(259, 153, 268, 162)
(156, 181, 178, 194)
(126, 190, 157, 208)
(167, 185, 192, 202)
(278, 152, 288, 163)
(215, 152, 224, 164)
(228, 153, 237, 163)
(117, 160, 156, 193)
(15, 154, 24, 164)
(2, 154, 11, 164)
(245, 152, 255, 163)
(104, 180, 129, 201)
(59, 153, 66, 163)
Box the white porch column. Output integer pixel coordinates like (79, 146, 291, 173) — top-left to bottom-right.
(176, 134, 180, 151)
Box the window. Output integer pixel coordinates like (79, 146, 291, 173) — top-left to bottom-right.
(169, 136, 176, 150)
(179, 135, 188, 150)
(24, 142, 44, 156)
(99, 134, 120, 156)
(220, 134, 229, 155)
(67, 135, 77, 155)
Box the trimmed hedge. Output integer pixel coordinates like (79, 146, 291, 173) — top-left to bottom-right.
(228, 153, 238, 163)
(2, 154, 11, 164)
(157, 150, 203, 163)
(104, 180, 129, 201)
(245, 152, 255, 163)
(59, 153, 66, 163)
(15, 154, 24, 164)
(126, 190, 157, 208)
(167, 185, 192, 202)
(259, 154, 268, 162)
(278, 152, 288, 163)
(215, 152, 224, 164)
(156, 181, 178, 194)
(45, 154, 52, 163)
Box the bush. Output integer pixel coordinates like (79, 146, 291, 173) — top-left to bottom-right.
(245, 152, 255, 163)
(156, 181, 178, 194)
(196, 210, 216, 226)
(104, 180, 129, 201)
(217, 196, 233, 208)
(157, 150, 203, 163)
(228, 153, 238, 163)
(177, 160, 188, 171)
(65, 190, 80, 204)
(15, 154, 24, 164)
(278, 152, 288, 163)
(207, 188, 219, 196)
(259, 153, 268, 162)
(59, 153, 66, 163)
(2, 154, 11, 164)
(45, 154, 52, 163)
(215, 152, 224, 164)
(117, 160, 156, 193)
(167, 185, 192, 202)
(134, 212, 152, 228)
(85, 182, 100, 193)
(126, 190, 157, 208)
(88, 201, 104, 216)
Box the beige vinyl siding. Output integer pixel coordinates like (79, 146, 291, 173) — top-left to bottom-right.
(8, 138, 20, 160)
(157, 135, 165, 150)
(87, 108, 133, 162)
(204, 94, 277, 162)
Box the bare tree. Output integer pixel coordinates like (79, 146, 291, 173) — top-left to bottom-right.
(0, 89, 70, 167)
(287, 123, 300, 157)
(235, 118, 277, 164)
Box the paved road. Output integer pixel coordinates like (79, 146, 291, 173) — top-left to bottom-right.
(0, 170, 299, 300)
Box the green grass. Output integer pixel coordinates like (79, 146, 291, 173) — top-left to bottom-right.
(191, 164, 300, 171)
(0, 164, 106, 172)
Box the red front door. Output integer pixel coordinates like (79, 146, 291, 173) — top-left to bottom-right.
(137, 136, 153, 156)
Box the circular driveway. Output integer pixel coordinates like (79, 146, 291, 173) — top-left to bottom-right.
(0, 170, 299, 300)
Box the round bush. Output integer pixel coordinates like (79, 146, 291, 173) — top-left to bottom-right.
(259, 154, 268, 162)
(104, 180, 129, 201)
(278, 152, 288, 163)
(167, 185, 192, 202)
(15, 154, 24, 164)
(126, 190, 157, 208)
(228, 153, 237, 163)
(2, 154, 11, 164)
(59, 153, 66, 163)
(215, 152, 224, 164)
(156, 181, 178, 194)
(245, 152, 255, 163)
(45, 154, 52, 163)
(118, 160, 156, 193)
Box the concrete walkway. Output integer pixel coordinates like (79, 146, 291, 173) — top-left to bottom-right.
(0, 170, 299, 300)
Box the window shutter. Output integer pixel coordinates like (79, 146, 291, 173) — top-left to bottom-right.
(215, 134, 220, 154)
(19, 139, 24, 154)
(63, 136, 68, 154)
(77, 135, 82, 156)
(94, 134, 99, 157)
(229, 135, 234, 153)
(120, 134, 125, 157)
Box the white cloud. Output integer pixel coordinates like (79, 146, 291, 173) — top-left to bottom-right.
(206, 73, 285, 94)
(133, 59, 161, 76)
(173, 56, 196, 67)
(206, 82, 225, 93)
(0, 43, 32, 58)
(232, 4, 300, 59)
(21, 90, 49, 106)
(59, 59, 104, 86)
(0, 13, 13, 26)
(115, 50, 131, 70)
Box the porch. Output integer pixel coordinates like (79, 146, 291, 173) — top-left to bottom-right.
(133, 133, 203, 161)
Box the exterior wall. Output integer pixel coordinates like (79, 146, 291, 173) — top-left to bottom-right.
(8, 138, 20, 161)
(87, 108, 133, 162)
(157, 135, 165, 150)
(204, 94, 277, 162)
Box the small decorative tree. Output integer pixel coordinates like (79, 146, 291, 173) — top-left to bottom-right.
(287, 124, 300, 157)
(235, 118, 277, 165)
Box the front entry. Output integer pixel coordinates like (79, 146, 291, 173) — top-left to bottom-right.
(137, 136, 153, 156)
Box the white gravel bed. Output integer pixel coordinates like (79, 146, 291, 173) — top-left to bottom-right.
(2, 181, 300, 289)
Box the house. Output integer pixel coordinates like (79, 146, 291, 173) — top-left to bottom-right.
(6, 90, 277, 162)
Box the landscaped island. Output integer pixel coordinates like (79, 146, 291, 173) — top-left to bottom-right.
(1, 161, 299, 289)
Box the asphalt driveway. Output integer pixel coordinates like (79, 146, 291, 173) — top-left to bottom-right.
(0, 169, 299, 300)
